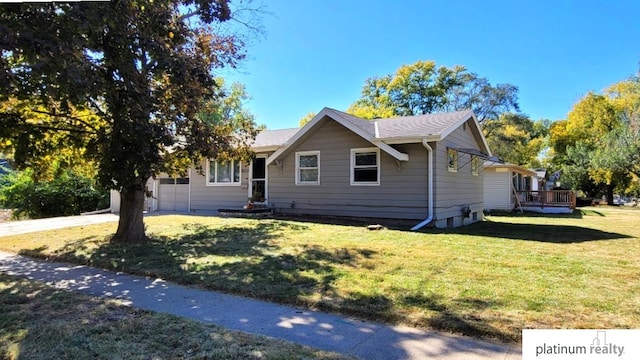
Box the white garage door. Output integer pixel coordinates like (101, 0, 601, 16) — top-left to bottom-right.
(158, 178, 189, 212)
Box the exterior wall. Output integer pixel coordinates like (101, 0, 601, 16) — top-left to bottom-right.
(109, 178, 157, 213)
(268, 119, 430, 220)
(483, 168, 512, 210)
(189, 160, 254, 212)
(432, 119, 485, 227)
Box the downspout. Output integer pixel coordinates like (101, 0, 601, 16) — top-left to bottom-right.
(411, 139, 434, 231)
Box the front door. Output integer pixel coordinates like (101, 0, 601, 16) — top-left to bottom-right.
(250, 157, 267, 203)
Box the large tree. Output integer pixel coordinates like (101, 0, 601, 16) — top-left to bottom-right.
(483, 113, 549, 167)
(347, 60, 520, 122)
(550, 86, 638, 203)
(0, 2, 260, 242)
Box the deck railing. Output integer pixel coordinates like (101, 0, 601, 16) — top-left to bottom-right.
(515, 190, 576, 209)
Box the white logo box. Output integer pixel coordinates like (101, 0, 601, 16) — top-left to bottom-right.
(523, 329, 639, 359)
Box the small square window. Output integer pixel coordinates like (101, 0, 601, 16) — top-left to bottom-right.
(447, 149, 458, 172)
(351, 148, 380, 186)
(296, 151, 320, 185)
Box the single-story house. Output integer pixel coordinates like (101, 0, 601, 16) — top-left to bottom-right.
(111, 107, 493, 228)
(483, 162, 536, 211)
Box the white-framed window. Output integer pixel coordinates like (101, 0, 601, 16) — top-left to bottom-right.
(447, 148, 458, 172)
(295, 151, 320, 185)
(471, 155, 480, 176)
(351, 147, 380, 186)
(206, 159, 241, 186)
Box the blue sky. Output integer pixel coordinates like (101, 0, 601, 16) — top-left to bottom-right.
(222, 0, 640, 129)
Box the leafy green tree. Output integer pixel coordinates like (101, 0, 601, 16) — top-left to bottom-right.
(483, 113, 549, 166)
(550, 88, 637, 203)
(298, 112, 316, 127)
(0, 2, 260, 242)
(347, 60, 519, 122)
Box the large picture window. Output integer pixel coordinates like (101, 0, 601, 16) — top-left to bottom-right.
(206, 160, 241, 186)
(351, 148, 380, 185)
(295, 151, 320, 185)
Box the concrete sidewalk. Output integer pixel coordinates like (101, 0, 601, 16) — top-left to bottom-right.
(0, 251, 521, 360)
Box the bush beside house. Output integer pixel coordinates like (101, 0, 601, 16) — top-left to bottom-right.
(0, 168, 109, 219)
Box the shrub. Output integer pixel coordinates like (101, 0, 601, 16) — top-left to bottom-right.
(0, 168, 109, 219)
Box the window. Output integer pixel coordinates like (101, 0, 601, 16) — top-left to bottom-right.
(447, 148, 458, 172)
(351, 148, 380, 185)
(206, 160, 241, 186)
(159, 178, 190, 185)
(471, 156, 480, 176)
(295, 151, 320, 185)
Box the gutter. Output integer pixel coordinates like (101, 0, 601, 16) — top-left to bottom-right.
(411, 139, 434, 231)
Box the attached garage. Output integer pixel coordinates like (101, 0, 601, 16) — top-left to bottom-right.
(157, 177, 190, 212)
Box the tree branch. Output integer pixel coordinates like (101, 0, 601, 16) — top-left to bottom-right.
(29, 109, 100, 133)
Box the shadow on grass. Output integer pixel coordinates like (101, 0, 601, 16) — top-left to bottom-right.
(430, 221, 631, 243)
(318, 291, 516, 343)
(15, 218, 519, 343)
(484, 209, 610, 219)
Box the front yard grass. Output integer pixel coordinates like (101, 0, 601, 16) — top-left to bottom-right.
(1, 207, 639, 344)
(0, 274, 350, 360)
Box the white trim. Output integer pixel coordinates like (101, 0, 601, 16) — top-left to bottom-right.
(350, 147, 380, 186)
(295, 150, 320, 185)
(188, 168, 192, 212)
(266, 108, 409, 165)
(438, 111, 492, 157)
(205, 159, 242, 186)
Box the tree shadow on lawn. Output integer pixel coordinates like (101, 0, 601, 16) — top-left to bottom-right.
(485, 209, 606, 219)
(326, 291, 517, 343)
(432, 221, 631, 243)
(23, 221, 379, 303)
(17, 221, 519, 343)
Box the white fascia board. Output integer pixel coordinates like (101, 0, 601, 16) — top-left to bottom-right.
(251, 146, 281, 153)
(438, 110, 492, 157)
(381, 136, 440, 144)
(372, 141, 409, 161)
(265, 108, 334, 165)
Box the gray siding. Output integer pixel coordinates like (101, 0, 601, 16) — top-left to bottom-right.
(189, 160, 252, 211)
(432, 119, 484, 227)
(269, 119, 430, 220)
(483, 168, 511, 210)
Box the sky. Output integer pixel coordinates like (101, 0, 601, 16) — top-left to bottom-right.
(221, 0, 640, 130)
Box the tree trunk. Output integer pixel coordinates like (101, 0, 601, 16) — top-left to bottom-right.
(111, 187, 147, 243)
(606, 183, 615, 206)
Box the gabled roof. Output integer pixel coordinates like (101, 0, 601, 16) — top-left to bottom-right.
(376, 109, 475, 139)
(261, 107, 491, 165)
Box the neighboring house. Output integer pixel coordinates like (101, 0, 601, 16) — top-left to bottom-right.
(531, 168, 548, 191)
(483, 162, 575, 213)
(483, 162, 536, 211)
(112, 107, 492, 228)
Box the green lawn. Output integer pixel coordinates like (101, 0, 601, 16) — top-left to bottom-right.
(1, 207, 639, 344)
(0, 274, 350, 360)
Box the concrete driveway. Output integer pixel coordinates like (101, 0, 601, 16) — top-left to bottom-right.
(0, 213, 119, 237)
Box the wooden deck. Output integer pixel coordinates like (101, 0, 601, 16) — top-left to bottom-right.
(516, 190, 576, 213)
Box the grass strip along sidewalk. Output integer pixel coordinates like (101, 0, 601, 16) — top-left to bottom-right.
(1, 207, 638, 344)
(0, 274, 351, 360)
